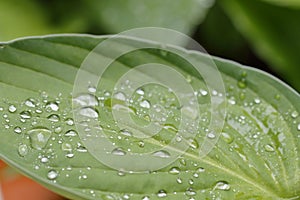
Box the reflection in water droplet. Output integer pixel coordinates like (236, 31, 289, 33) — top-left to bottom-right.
(264, 144, 275, 152)
(20, 111, 32, 119)
(46, 102, 59, 112)
(140, 100, 151, 109)
(8, 105, 17, 113)
(79, 107, 99, 118)
(18, 144, 28, 157)
(152, 150, 170, 158)
(14, 126, 22, 134)
(27, 128, 52, 150)
(111, 148, 126, 156)
(157, 190, 167, 198)
(47, 170, 58, 180)
(47, 114, 60, 122)
(168, 167, 180, 175)
(214, 181, 230, 191)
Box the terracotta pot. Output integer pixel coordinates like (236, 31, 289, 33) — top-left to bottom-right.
(0, 160, 64, 200)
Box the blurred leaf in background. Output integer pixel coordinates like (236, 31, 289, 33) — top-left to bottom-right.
(221, 0, 300, 92)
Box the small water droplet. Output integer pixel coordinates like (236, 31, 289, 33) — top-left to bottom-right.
(237, 79, 247, 89)
(136, 88, 145, 95)
(45, 102, 59, 112)
(140, 100, 151, 109)
(65, 118, 74, 126)
(152, 150, 170, 158)
(14, 126, 22, 134)
(111, 148, 126, 156)
(20, 111, 32, 119)
(142, 196, 150, 200)
(186, 75, 192, 83)
(41, 157, 49, 163)
(47, 114, 60, 122)
(200, 89, 208, 96)
(25, 98, 36, 108)
(168, 167, 180, 175)
(66, 153, 75, 158)
(254, 98, 261, 104)
(197, 167, 205, 172)
(138, 141, 145, 148)
(297, 124, 300, 131)
(18, 144, 28, 157)
(79, 107, 99, 118)
(163, 124, 178, 133)
(8, 105, 17, 113)
(54, 126, 62, 133)
(188, 138, 199, 149)
(185, 188, 196, 196)
(264, 144, 275, 152)
(27, 128, 52, 150)
(176, 178, 182, 184)
(207, 132, 216, 139)
(62, 142, 73, 151)
(120, 129, 132, 137)
(47, 169, 58, 180)
(88, 85, 96, 93)
(65, 130, 77, 137)
(291, 111, 299, 119)
(157, 190, 167, 198)
(221, 132, 233, 144)
(214, 181, 230, 191)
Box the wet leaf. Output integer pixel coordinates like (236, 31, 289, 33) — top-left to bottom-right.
(0, 35, 299, 199)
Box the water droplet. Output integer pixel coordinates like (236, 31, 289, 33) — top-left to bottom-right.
(65, 130, 77, 137)
(79, 107, 99, 118)
(88, 86, 96, 93)
(47, 170, 58, 180)
(140, 100, 151, 109)
(264, 144, 275, 152)
(62, 142, 73, 151)
(66, 153, 74, 158)
(157, 190, 167, 198)
(254, 98, 261, 104)
(297, 124, 300, 131)
(73, 94, 99, 107)
(111, 148, 126, 156)
(18, 144, 28, 157)
(25, 98, 36, 108)
(207, 132, 216, 139)
(41, 157, 49, 163)
(27, 128, 52, 150)
(54, 126, 62, 133)
(237, 79, 247, 89)
(186, 75, 192, 83)
(136, 88, 145, 95)
(45, 102, 59, 112)
(185, 188, 196, 196)
(113, 92, 126, 101)
(120, 129, 132, 137)
(20, 111, 32, 119)
(214, 181, 230, 191)
(8, 105, 17, 113)
(188, 138, 199, 149)
(197, 167, 205, 172)
(138, 141, 145, 148)
(200, 89, 208, 96)
(142, 196, 150, 200)
(176, 178, 182, 184)
(152, 150, 170, 158)
(168, 167, 180, 175)
(47, 114, 60, 122)
(14, 126, 22, 134)
(221, 132, 233, 144)
(77, 143, 87, 153)
(163, 124, 178, 133)
(63, 118, 74, 126)
(291, 111, 299, 119)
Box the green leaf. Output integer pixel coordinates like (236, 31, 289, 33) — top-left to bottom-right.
(221, 0, 300, 92)
(0, 35, 299, 200)
(84, 0, 214, 35)
(262, 0, 300, 8)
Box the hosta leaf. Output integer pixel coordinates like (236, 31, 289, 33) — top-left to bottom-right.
(0, 35, 299, 200)
(221, 0, 300, 92)
(262, 0, 300, 8)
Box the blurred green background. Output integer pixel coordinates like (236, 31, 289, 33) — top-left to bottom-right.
(0, 0, 299, 93)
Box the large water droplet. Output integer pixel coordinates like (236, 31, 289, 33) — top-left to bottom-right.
(18, 144, 28, 157)
(140, 100, 151, 109)
(45, 102, 59, 112)
(152, 150, 170, 158)
(27, 128, 52, 150)
(73, 94, 99, 107)
(47, 169, 58, 180)
(168, 167, 180, 175)
(214, 181, 230, 191)
(111, 148, 126, 156)
(8, 105, 17, 113)
(79, 107, 99, 118)
(157, 190, 167, 198)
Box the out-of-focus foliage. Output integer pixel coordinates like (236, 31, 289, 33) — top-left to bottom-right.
(262, 0, 300, 8)
(222, 0, 300, 92)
